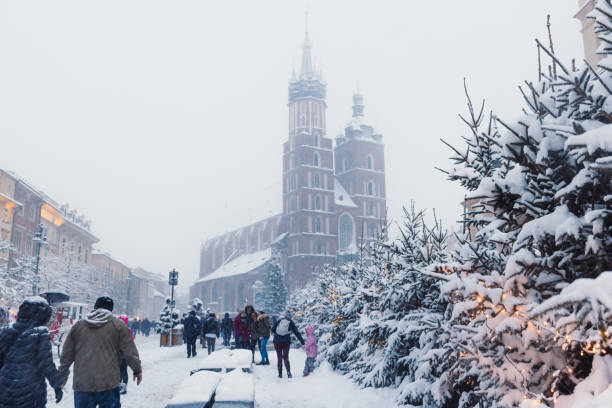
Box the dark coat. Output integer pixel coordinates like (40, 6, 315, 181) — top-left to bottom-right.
(202, 318, 220, 337)
(271, 318, 305, 344)
(183, 314, 201, 342)
(0, 300, 65, 408)
(221, 317, 233, 335)
(255, 313, 271, 338)
(233, 314, 250, 343)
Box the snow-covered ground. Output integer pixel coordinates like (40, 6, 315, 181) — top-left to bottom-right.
(49, 335, 395, 407)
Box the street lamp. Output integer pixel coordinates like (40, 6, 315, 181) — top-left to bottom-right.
(168, 269, 178, 311)
(32, 223, 47, 295)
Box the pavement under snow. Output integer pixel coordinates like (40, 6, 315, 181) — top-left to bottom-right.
(50, 335, 395, 408)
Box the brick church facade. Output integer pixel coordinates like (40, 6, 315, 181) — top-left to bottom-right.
(190, 27, 387, 312)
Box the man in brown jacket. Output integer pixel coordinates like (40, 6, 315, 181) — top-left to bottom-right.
(59, 296, 142, 408)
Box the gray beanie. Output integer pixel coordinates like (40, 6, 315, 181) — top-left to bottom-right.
(284, 311, 291, 319)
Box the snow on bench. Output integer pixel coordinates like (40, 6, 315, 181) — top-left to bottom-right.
(165, 370, 221, 408)
(212, 368, 255, 408)
(191, 349, 252, 374)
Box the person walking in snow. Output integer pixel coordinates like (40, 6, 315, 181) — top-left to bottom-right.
(301, 326, 317, 376)
(221, 312, 233, 346)
(233, 309, 251, 349)
(272, 311, 305, 378)
(183, 310, 201, 358)
(202, 312, 220, 354)
(117, 316, 134, 395)
(0, 297, 66, 407)
(248, 311, 259, 363)
(254, 310, 271, 365)
(59, 296, 142, 407)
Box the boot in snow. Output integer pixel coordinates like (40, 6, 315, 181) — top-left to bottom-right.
(287, 371, 292, 378)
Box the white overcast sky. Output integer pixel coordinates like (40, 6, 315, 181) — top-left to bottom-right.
(0, 1, 584, 291)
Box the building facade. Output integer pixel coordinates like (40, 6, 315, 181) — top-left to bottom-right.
(191, 26, 387, 311)
(0, 170, 21, 265)
(575, 0, 604, 68)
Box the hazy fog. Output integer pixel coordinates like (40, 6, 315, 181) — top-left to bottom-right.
(0, 1, 583, 288)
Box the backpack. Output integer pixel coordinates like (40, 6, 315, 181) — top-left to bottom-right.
(276, 318, 291, 336)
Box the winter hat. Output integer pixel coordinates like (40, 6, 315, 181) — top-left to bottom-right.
(18, 296, 52, 326)
(224, 312, 229, 318)
(189, 310, 196, 316)
(209, 312, 216, 318)
(284, 311, 292, 320)
(94, 296, 114, 312)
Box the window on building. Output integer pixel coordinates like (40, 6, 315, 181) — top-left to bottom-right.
(313, 105, 320, 128)
(367, 155, 373, 170)
(343, 158, 349, 172)
(25, 237, 32, 255)
(84, 249, 89, 264)
(12, 231, 22, 250)
(315, 195, 321, 210)
(313, 153, 319, 167)
(300, 102, 307, 126)
(314, 133, 319, 147)
(339, 214, 354, 252)
(316, 241, 322, 254)
(314, 217, 321, 233)
(313, 174, 320, 188)
(369, 223, 377, 238)
(367, 182, 374, 196)
(224, 282, 231, 311)
(237, 282, 245, 306)
(28, 206, 35, 221)
(368, 202, 375, 216)
(212, 284, 218, 303)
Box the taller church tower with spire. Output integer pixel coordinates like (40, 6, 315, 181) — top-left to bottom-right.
(282, 18, 338, 289)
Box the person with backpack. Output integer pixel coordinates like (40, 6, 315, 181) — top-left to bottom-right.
(183, 310, 202, 358)
(255, 310, 271, 365)
(221, 313, 233, 346)
(201, 312, 220, 355)
(271, 311, 305, 378)
(0, 297, 66, 407)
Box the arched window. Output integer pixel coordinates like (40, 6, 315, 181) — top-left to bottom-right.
(314, 133, 319, 147)
(368, 202, 375, 216)
(367, 155, 373, 170)
(369, 223, 377, 238)
(314, 217, 321, 233)
(367, 182, 374, 196)
(313, 173, 320, 188)
(300, 102, 307, 126)
(314, 105, 320, 127)
(339, 214, 354, 252)
(316, 241, 322, 254)
(315, 195, 321, 210)
(313, 153, 319, 167)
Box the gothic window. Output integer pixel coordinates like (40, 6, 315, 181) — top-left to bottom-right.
(313, 153, 319, 167)
(367, 155, 373, 170)
(368, 202, 375, 216)
(369, 223, 377, 238)
(300, 102, 307, 126)
(338, 214, 354, 252)
(316, 241, 322, 254)
(314, 217, 321, 233)
(313, 173, 320, 188)
(313, 104, 320, 127)
(367, 182, 374, 196)
(314, 133, 319, 147)
(315, 195, 321, 210)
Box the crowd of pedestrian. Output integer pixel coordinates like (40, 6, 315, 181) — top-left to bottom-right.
(0, 296, 319, 408)
(192, 304, 316, 379)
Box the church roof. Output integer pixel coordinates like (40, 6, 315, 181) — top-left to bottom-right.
(334, 178, 358, 208)
(195, 247, 272, 283)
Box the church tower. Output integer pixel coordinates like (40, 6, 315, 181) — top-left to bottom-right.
(282, 18, 337, 290)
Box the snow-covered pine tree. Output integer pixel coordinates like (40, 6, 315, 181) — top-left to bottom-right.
(159, 297, 174, 333)
(441, 7, 612, 406)
(263, 256, 287, 315)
